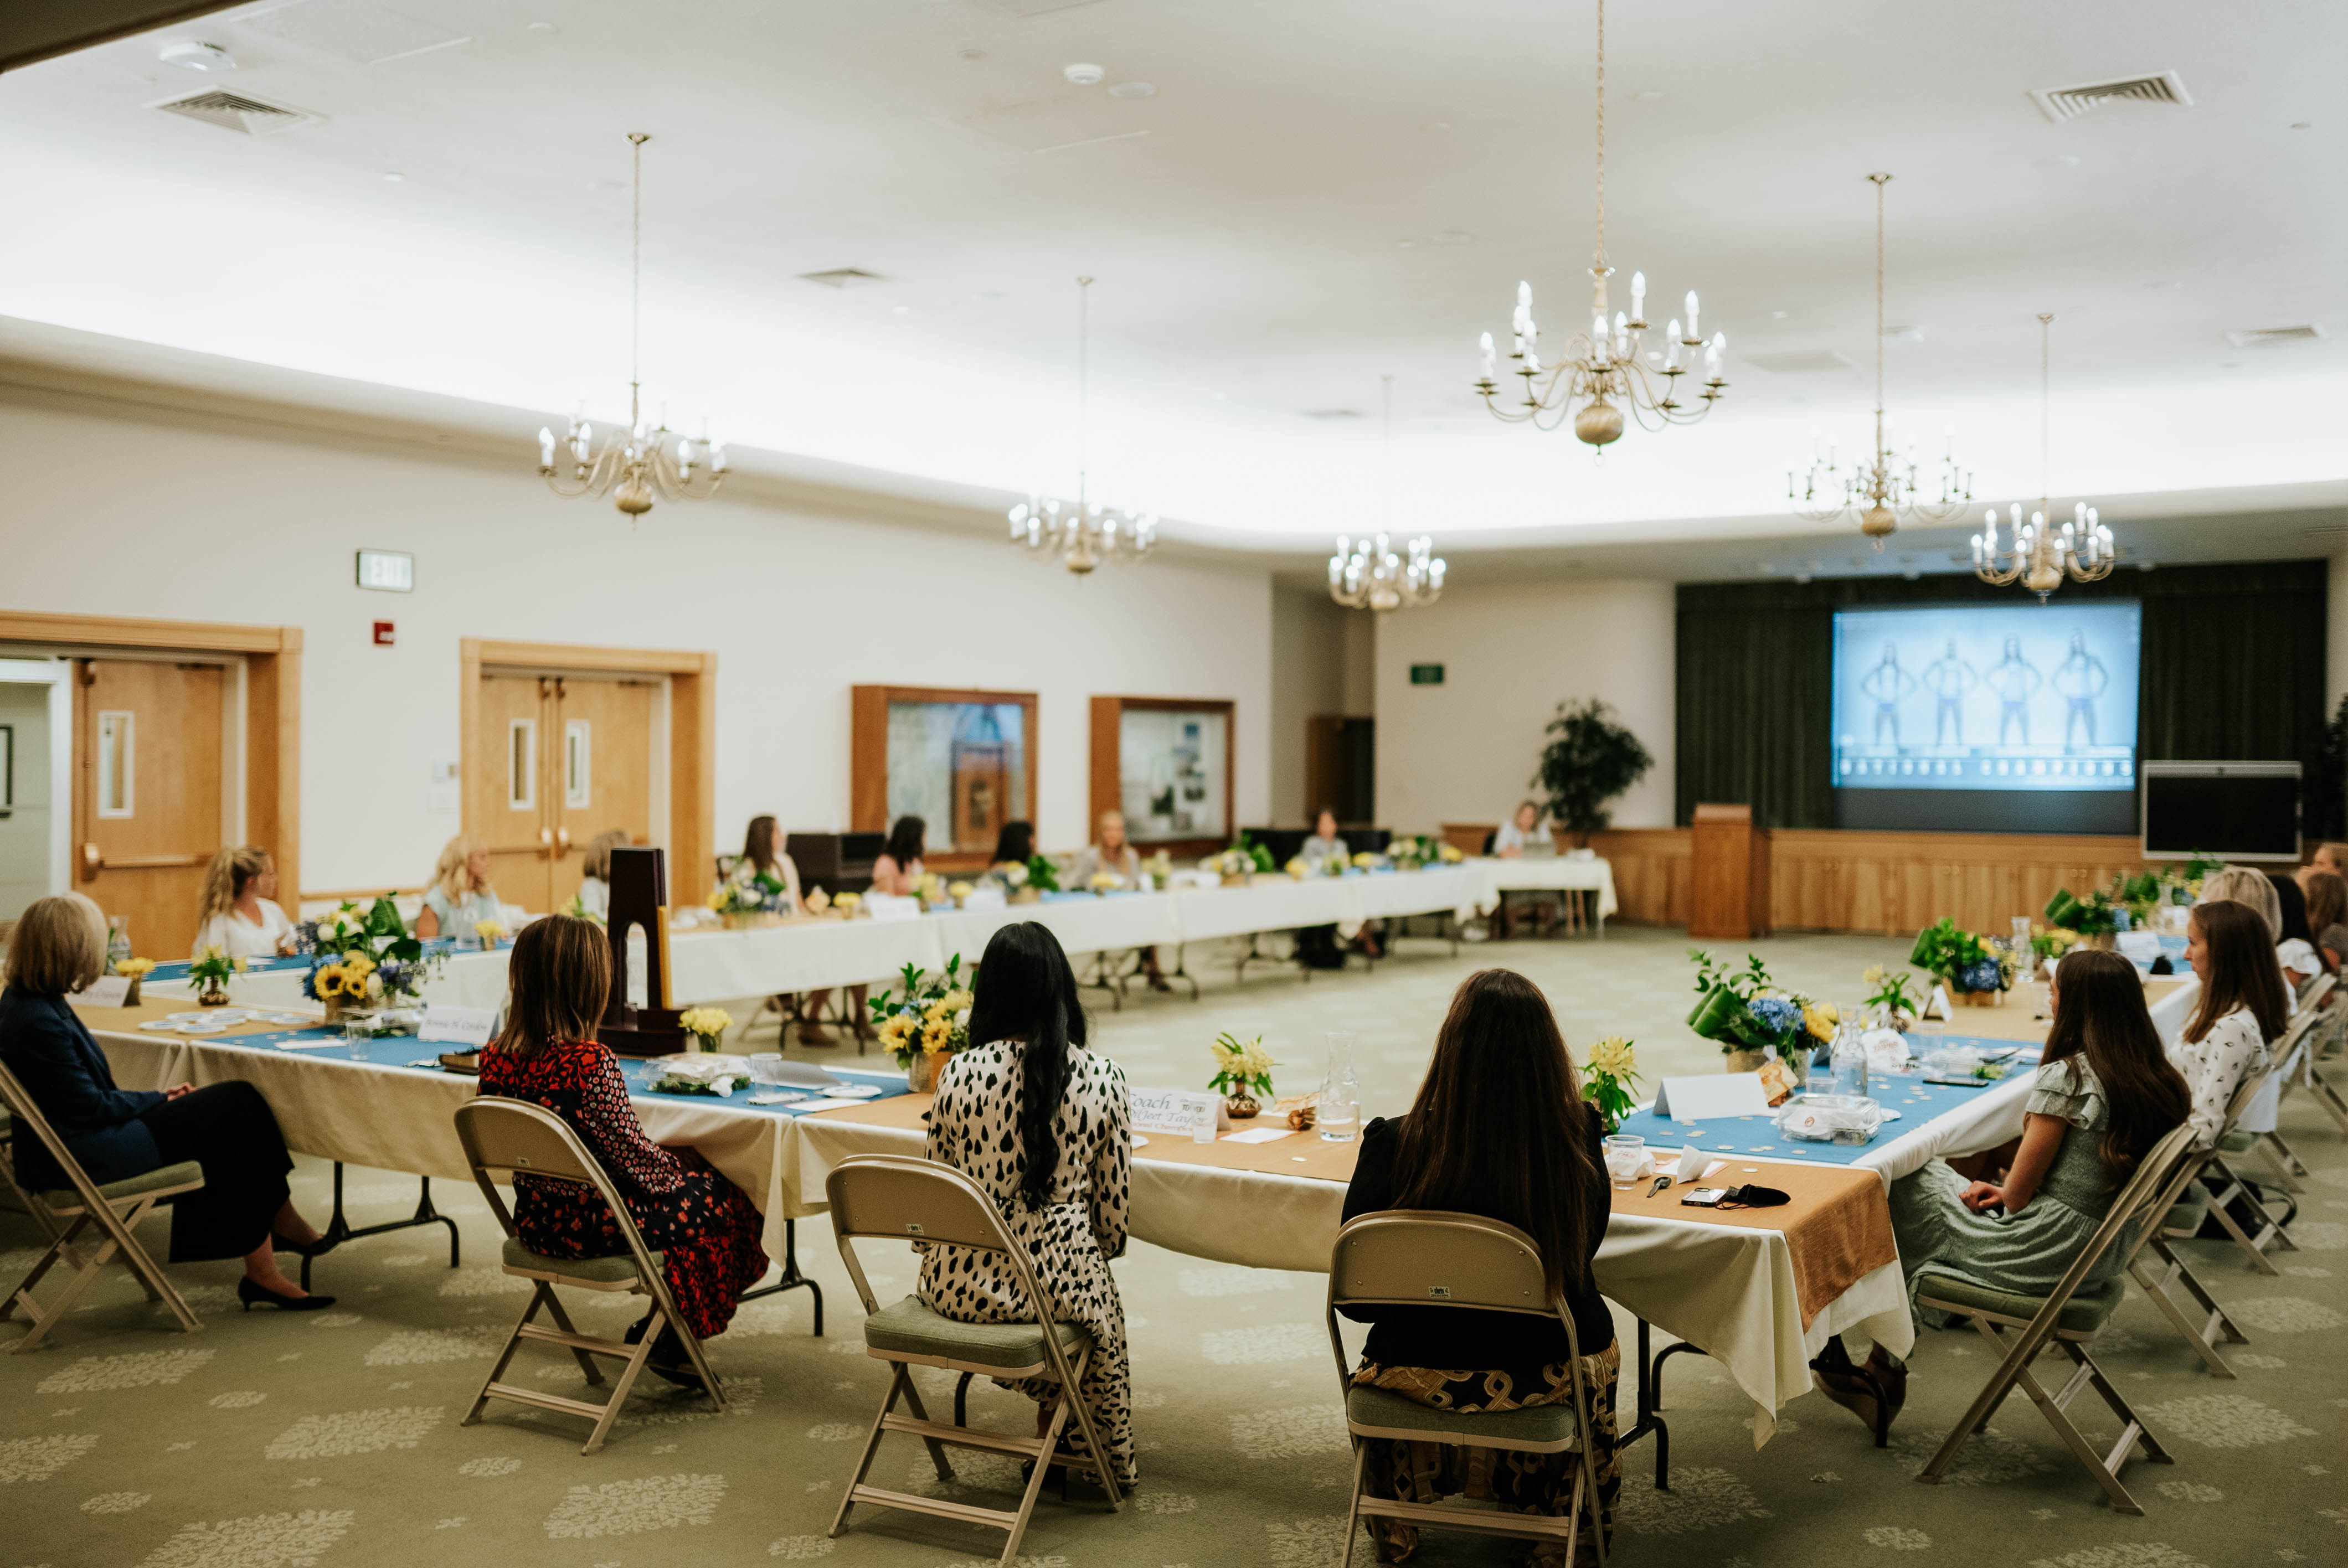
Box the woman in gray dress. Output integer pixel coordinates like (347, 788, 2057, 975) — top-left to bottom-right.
(1811, 947, 2190, 1436)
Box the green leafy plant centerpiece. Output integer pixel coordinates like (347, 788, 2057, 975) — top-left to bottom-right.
(1580, 1036, 1641, 1134)
(1908, 917, 2016, 1003)
(1208, 1031, 1277, 1118)
(1023, 854, 1062, 894)
(868, 954, 972, 1091)
(1686, 948, 1835, 1075)
(187, 945, 246, 1007)
(1534, 698, 1656, 848)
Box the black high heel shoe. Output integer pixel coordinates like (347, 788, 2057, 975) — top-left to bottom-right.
(239, 1277, 337, 1312)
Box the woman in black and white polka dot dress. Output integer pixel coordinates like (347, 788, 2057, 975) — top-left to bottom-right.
(919, 921, 1136, 1486)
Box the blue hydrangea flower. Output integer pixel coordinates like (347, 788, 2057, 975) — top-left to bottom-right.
(1959, 957, 2004, 993)
(1747, 996, 1803, 1040)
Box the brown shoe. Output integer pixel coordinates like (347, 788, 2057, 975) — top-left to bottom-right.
(796, 1020, 837, 1048)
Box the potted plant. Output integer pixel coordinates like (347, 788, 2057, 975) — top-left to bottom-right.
(868, 955, 972, 1091)
(677, 1007, 732, 1053)
(1908, 917, 2015, 1007)
(187, 945, 245, 1008)
(1860, 964, 1921, 1030)
(1533, 698, 1655, 850)
(2042, 886, 2122, 950)
(1686, 949, 1826, 1074)
(1580, 1036, 1641, 1134)
(1208, 1031, 1278, 1119)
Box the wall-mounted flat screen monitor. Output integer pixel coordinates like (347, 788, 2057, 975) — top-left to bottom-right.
(2141, 762, 2300, 863)
(1829, 600, 2141, 834)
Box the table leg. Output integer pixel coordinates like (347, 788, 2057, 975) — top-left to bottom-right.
(300, 1163, 460, 1291)
(1616, 1317, 1694, 1492)
(738, 1218, 825, 1335)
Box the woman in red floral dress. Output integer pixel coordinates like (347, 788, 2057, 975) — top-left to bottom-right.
(478, 915, 768, 1381)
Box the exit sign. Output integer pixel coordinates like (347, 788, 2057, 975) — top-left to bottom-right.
(1409, 663, 1445, 685)
(356, 549, 414, 592)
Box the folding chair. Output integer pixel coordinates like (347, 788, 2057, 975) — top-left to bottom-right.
(1915, 1122, 2198, 1515)
(1325, 1210, 1609, 1568)
(2279, 972, 2348, 1138)
(2122, 1051, 2299, 1376)
(452, 1097, 724, 1454)
(2250, 973, 2334, 1188)
(823, 1153, 1122, 1568)
(0, 1059, 204, 1354)
(0, 1107, 65, 1244)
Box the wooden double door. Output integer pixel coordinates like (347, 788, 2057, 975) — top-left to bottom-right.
(471, 672, 657, 915)
(75, 658, 226, 960)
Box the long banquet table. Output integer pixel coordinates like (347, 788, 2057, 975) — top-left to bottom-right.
(137, 865, 1507, 1011)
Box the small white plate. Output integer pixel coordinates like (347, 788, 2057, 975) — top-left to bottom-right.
(175, 1021, 227, 1035)
(138, 1019, 182, 1031)
(815, 1085, 885, 1101)
(254, 1012, 320, 1027)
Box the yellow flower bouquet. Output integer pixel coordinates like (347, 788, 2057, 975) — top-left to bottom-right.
(1208, 1031, 1278, 1116)
(678, 1006, 732, 1051)
(1580, 1036, 1641, 1132)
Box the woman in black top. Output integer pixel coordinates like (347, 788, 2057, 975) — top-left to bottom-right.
(1338, 968, 1618, 1565)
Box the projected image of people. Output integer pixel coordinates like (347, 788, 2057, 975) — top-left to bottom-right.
(1923, 638, 1978, 745)
(2054, 628, 2109, 746)
(1987, 635, 2043, 746)
(1829, 602, 2139, 795)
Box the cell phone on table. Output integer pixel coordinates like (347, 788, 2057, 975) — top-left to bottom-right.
(1681, 1187, 1731, 1207)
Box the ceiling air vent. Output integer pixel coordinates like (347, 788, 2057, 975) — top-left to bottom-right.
(152, 90, 320, 135)
(2028, 71, 2191, 125)
(798, 267, 885, 288)
(2226, 324, 2326, 348)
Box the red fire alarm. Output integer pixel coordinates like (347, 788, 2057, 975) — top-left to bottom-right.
(372, 621, 396, 646)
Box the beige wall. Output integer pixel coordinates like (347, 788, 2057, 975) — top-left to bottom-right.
(1, 391, 1274, 896)
(1374, 578, 1676, 835)
(1268, 586, 1350, 826)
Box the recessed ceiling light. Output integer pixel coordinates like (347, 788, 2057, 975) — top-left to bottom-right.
(892, 305, 910, 315)
(158, 39, 236, 71)
(1772, 310, 1788, 318)
(527, 21, 558, 34)
(1211, 391, 1228, 401)
(1108, 81, 1156, 99)
(1063, 62, 1104, 86)
(1396, 239, 1416, 249)
(383, 172, 404, 182)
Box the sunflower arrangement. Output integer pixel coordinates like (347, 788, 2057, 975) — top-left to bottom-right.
(867, 954, 973, 1070)
(297, 895, 438, 1009)
(307, 953, 375, 1007)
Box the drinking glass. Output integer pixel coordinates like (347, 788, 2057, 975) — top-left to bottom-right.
(1319, 1030, 1362, 1143)
(1602, 1134, 1646, 1189)
(749, 1053, 785, 1086)
(342, 1017, 373, 1062)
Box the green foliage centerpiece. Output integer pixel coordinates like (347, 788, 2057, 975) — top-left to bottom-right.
(1686, 948, 1834, 1074)
(1208, 1031, 1277, 1118)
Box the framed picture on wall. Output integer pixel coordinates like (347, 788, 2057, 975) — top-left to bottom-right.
(851, 685, 1037, 872)
(1089, 697, 1235, 857)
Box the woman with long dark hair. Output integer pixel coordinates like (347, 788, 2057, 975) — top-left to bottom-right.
(989, 819, 1036, 872)
(1338, 968, 1618, 1565)
(871, 815, 926, 895)
(1814, 948, 2191, 1436)
(918, 921, 1135, 1486)
(477, 915, 768, 1385)
(2178, 898, 2290, 1150)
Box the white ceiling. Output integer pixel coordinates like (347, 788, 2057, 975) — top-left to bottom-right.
(3, 0, 2343, 557)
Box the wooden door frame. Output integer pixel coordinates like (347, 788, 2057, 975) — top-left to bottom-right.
(460, 639, 717, 906)
(851, 684, 1038, 873)
(1089, 695, 1238, 858)
(0, 610, 301, 902)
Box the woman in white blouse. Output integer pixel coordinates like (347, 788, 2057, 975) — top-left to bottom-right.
(190, 845, 297, 958)
(415, 835, 499, 940)
(2176, 898, 2290, 1150)
(1492, 800, 1545, 858)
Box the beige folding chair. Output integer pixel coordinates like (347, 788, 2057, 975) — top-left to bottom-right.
(0, 1106, 66, 1243)
(0, 1059, 204, 1354)
(452, 1097, 724, 1455)
(1325, 1210, 1609, 1568)
(823, 1153, 1122, 1568)
(1915, 1122, 2198, 1515)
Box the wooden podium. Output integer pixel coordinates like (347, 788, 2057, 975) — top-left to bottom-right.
(598, 845, 686, 1056)
(1688, 803, 1772, 940)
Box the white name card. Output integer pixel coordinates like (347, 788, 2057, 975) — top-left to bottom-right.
(1650, 1073, 1775, 1121)
(419, 1004, 497, 1047)
(68, 975, 132, 1008)
(2115, 931, 2162, 962)
(863, 894, 922, 922)
(1128, 1088, 1228, 1143)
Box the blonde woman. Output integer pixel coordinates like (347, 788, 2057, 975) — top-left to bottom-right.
(2, 894, 332, 1308)
(415, 835, 498, 940)
(192, 845, 297, 959)
(574, 829, 632, 922)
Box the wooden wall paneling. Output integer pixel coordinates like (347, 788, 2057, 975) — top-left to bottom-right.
(1764, 831, 2144, 936)
(1088, 697, 1121, 837)
(1586, 827, 1692, 925)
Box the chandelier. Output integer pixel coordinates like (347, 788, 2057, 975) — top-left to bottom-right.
(1009, 276, 1156, 575)
(1474, 0, 1725, 449)
(1330, 376, 1445, 612)
(537, 133, 728, 519)
(1973, 313, 2114, 599)
(1790, 173, 1969, 547)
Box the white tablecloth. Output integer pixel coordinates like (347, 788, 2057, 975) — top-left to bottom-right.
(149, 870, 1506, 1013)
(1475, 855, 1620, 922)
(782, 1110, 1908, 1445)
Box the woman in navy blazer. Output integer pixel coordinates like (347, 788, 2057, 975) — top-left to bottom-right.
(2, 894, 332, 1310)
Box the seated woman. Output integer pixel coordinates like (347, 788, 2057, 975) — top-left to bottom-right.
(728, 815, 804, 912)
(2, 894, 331, 1309)
(1492, 799, 1546, 859)
(192, 845, 298, 958)
(2269, 871, 2323, 986)
(989, 819, 1036, 876)
(2199, 866, 2300, 997)
(2298, 868, 2348, 973)
(1295, 808, 1353, 970)
(1339, 968, 1618, 1565)
(1070, 810, 1170, 992)
(415, 834, 498, 940)
(920, 921, 1136, 1488)
(572, 829, 631, 922)
(2175, 897, 2289, 1151)
(869, 814, 926, 894)
(1812, 947, 2191, 1436)
(1300, 807, 1350, 871)
(477, 915, 768, 1381)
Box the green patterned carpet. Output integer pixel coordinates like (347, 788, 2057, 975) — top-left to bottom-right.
(6, 926, 2345, 1567)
